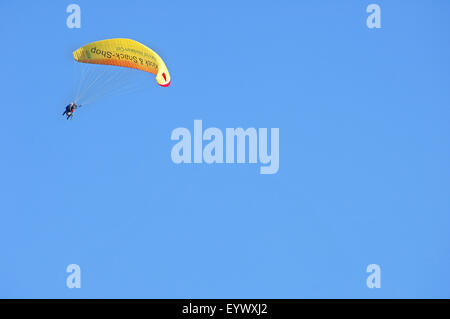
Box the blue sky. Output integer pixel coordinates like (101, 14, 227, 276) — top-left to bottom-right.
(1, 0, 449, 298)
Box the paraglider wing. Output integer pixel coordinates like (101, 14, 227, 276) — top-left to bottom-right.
(73, 38, 171, 87)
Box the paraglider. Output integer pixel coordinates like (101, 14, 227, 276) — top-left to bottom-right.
(65, 38, 171, 120)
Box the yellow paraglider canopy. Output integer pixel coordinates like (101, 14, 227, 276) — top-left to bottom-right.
(73, 38, 171, 87)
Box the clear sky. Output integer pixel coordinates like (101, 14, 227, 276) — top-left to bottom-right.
(1, 0, 449, 298)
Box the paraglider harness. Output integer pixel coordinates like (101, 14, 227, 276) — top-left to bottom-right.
(63, 103, 81, 120)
